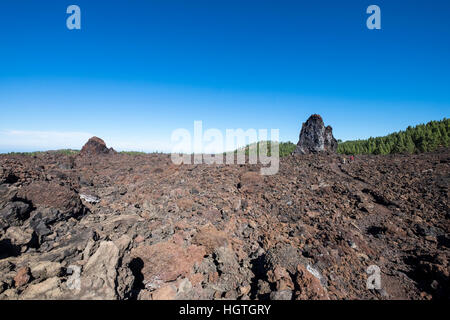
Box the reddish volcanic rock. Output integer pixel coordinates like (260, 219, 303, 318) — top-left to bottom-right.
(192, 224, 229, 255)
(151, 284, 177, 300)
(239, 171, 264, 193)
(14, 266, 31, 288)
(131, 241, 206, 286)
(267, 266, 295, 291)
(295, 264, 330, 300)
(80, 137, 116, 156)
(17, 181, 85, 221)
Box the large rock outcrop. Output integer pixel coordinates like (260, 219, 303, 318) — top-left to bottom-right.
(293, 114, 337, 154)
(79, 137, 116, 156)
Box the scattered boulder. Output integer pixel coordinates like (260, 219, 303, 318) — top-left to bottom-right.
(0, 184, 18, 203)
(18, 181, 85, 222)
(267, 266, 295, 291)
(264, 245, 307, 275)
(75, 241, 121, 299)
(270, 290, 293, 300)
(20, 277, 63, 300)
(151, 284, 177, 300)
(213, 246, 240, 276)
(295, 264, 329, 300)
(29, 218, 52, 238)
(0, 201, 31, 229)
(293, 114, 337, 154)
(192, 224, 229, 255)
(58, 237, 133, 300)
(4, 226, 38, 250)
(131, 241, 205, 291)
(30, 261, 63, 280)
(210, 246, 252, 294)
(14, 266, 31, 288)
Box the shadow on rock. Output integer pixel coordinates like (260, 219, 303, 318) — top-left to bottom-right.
(0, 239, 21, 259)
(128, 257, 145, 300)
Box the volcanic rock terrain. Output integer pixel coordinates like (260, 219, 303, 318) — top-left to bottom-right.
(0, 139, 448, 300)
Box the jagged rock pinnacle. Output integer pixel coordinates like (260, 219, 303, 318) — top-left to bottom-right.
(293, 114, 338, 154)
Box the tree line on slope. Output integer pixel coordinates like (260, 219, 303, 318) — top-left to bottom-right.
(337, 118, 449, 155)
(236, 118, 449, 157)
(3, 119, 447, 157)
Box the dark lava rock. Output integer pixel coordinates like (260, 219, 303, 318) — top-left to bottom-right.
(17, 181, 86, 221)
(293, 114, 338, 154)
(79, 137, 116, 156)
(31, 220, 52, 237)
(0, 201, 32, 229)
(263, 245, 307, 275)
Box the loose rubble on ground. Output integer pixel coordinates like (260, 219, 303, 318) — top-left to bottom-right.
(0, 126, 448, 300)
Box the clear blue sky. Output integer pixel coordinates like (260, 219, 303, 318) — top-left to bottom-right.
(0, 0, 449, 152)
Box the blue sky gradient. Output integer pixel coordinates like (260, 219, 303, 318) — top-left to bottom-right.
(0, 0, 449, 152)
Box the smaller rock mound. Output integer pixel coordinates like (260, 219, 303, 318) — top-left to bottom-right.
(294, 114, 338, 154)
(80, 137, 116, 156)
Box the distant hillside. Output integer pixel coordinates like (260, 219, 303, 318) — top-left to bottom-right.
(3, 149, 80, 156)
(338, 118, 449, 155)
